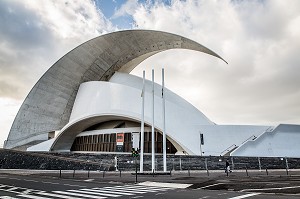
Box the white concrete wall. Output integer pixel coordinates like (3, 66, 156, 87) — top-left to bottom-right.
(34, 73, 300, 157)
(56, 73, 272, 155)
(27, 139, 54, 152)
(231, 124, 300, 157)
(195, 125, 271, 156)
(66, 73, 214, 154)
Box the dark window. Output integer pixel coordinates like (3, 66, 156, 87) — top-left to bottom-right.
(71, 132, 177, 154)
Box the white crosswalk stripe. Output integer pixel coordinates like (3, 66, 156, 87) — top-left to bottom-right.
(118, 185, 174, 192)
(107, 187, 160, 193)
(53, 191, 106, 199)
(81, 189, 134, 196)
(0, 184, 39, 194)
(17, 195, 50, 199)
(69, 189, 121, 197)
(1, 184, 176, 199)
(36, 191, 83, 199)
(93, 187, 148, 194)
(107, 185, 175, 191)
(93, 185, 174, 194)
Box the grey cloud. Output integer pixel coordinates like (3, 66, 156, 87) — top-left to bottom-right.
(0, 80, 28, 100)
(0, 0, 116, 100)
(131, 0, 300, 125)
(0, 1, 60, 100)
(0, 0, 54, 49)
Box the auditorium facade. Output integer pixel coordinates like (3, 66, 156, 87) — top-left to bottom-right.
(4, 30, 300, 157)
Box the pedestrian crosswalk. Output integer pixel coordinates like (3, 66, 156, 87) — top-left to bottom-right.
(0, 184, 175, 199)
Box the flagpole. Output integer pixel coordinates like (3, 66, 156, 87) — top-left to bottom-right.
(140, 70, 145, 173)
(151, 69, 155, 172)
(162, 68, 167, 172)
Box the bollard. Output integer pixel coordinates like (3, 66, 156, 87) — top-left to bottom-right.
(258, 157, 262, 171)
(205, 158, 209, 176)
(73, 170, 75, 178)
(188, 168, 190, 176)
(285, 157, 289, 176)
(103, 171, 105, 178)
(119, 170, 121, 177)
(266, 168, 268, 175)
(179, 158, 182, 171)
(88, 170, 90, 178)
(245, 166, 249, 177)
(59, 169, 62, 178)
(135, 157, 138, 184)
(172, 158, 175, 171)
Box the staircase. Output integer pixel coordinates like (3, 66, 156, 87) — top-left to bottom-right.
(221, 144, 238, 156)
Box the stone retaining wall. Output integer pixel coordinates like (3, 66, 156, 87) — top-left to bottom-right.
(0, 149, 299, 171)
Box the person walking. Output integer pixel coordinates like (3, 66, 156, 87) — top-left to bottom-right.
(225, 160, 231, 173)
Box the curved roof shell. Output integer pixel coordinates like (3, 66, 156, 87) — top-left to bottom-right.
(5, 30, 226, 149)
(51, 72, 215, 152)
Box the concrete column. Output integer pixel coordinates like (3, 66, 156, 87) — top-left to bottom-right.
(140, 70, 145, 173)
(162, 68, 167, 172)
(151, 69, 155, 172)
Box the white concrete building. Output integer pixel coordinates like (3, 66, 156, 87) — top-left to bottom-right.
(5, 30, 300, 157)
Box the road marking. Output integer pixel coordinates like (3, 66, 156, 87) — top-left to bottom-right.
(117, 187, 159, 193)
(139, 181, 191, 189)
(266, 182, 289, 185)
(92, 185, 175, 195)
(84, 179, 95, 182)
(0, 188, 22, 194)
(7, 187, 18, 191)
(242, 185, 300, 192)
(0, 184, 175, 199)
(199, 183, 224, 189)
(23, 179, 39, 183)
(41, 181, 59, 185)
(137, 187, 173, 191)
(23, 190, 34, 194)
(155, 192, 166, 195)
(8, 178, 20, 180)
(81, 188, 134, 196)
(122, 185, 174, 191)
(70, 189, 121, 197)
(0, 184, 40, 194)
(53, 191, 106, 198)
(37, 191, 82, 199)
(113, 186, 166, 192)
(228, 193, 260, 199)
(93, 187, 147, 194)
(17, 194, 51, 199)
(102, 185, 173, 192)
(41, 181, 85, 187)
(62, 183, 85, 187)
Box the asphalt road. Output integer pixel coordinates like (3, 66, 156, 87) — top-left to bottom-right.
(1, 171, 300, 199)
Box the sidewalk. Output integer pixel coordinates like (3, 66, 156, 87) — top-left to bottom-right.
(1, 169, 300, 185)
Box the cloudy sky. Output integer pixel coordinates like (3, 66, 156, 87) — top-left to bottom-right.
(0, 0, 300, 147)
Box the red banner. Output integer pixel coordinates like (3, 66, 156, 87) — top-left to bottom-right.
(116, 133, 124, 143)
